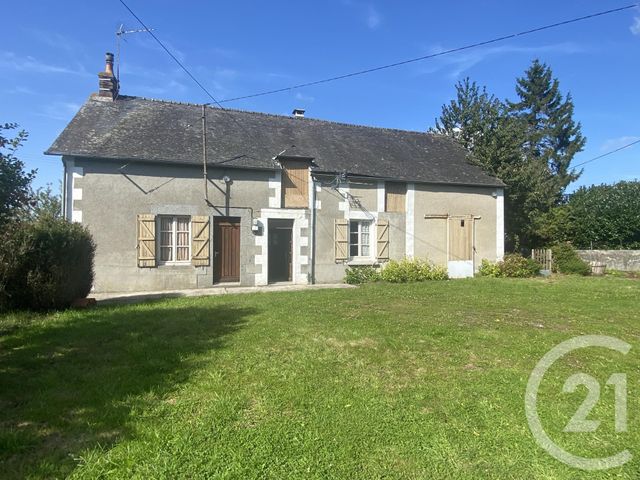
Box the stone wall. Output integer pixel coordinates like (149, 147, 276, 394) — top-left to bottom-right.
(576, 250, 640, 272)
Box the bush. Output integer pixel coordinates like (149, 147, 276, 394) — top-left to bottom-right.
(0, 218, 96, 311)
(478, 259, 502, 277)
(380, 258, 448, 283)
(344, 265, 381, 285)
(551, 242, 590, 276)
(479, 254, 540, 278)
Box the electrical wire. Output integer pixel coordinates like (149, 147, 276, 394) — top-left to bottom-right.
(116, 0, 253, 137)
(573, 138, 640, 168)
(217, 4, 638, 103)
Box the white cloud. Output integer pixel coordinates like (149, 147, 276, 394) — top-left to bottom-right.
(0, 51, 89, 76)
(631, 16, 640, 35)
(365, 5, 381, 29)
(295, 92, 315, 103)
(600, 136, 640, 152)
(417, 42, 586, 79)
(37, 101, 82, 121)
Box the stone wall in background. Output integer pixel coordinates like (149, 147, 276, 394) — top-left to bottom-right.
(577, 250, 640, 272)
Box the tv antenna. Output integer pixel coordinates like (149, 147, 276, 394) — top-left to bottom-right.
(115, 24, 155, 80)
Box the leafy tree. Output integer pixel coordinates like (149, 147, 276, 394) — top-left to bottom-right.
(432, 60, 586, 250)
(539, 181, 640, 249)
(31, 184, 62, 221)
(0, 123, 36, 225)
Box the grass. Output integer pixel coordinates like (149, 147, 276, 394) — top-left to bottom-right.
(1, 276, 639, 479)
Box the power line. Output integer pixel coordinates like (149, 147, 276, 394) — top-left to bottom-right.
(573, 138, 640, 168)
(217, 4, 638, 104)
(116, 0, 253, 138)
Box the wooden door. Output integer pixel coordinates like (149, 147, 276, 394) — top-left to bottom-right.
(448, 216, 473, 261)
(214, 218, 240, 282)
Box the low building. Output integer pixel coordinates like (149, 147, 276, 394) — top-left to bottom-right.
(46, 53, 505, 292)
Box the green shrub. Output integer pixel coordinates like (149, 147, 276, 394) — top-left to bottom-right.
(0, 218, 96, 311)
(380, 258, 448, 283)
(478, 259, 502, 277)
(479, 254, 540, 278)
(500, 254, 541, 278)
(344, 265, 381, 285)
(551, 242, 590, 276)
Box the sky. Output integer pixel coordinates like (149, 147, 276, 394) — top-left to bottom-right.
(1, 0, 639, 192)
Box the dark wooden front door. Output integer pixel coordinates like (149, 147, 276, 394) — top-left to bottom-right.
(268, 219, 293, 283)
(214, 218, 240, 283)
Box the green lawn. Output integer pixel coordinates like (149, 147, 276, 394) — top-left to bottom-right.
(1, 277, 639, 479)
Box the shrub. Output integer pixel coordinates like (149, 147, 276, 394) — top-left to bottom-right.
(380, 258, 448, 283)
(551, 242, 590, 276)
(0, 218, 95, 311)
(479, 254, 540, 278)
(500, 254, 541, 278)
(344, 265, 381, 285)
(478, 259, 502, 277)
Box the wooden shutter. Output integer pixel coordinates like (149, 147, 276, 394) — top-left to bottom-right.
(334, 219, 348, 261)
(191, 216, 210, 266)
(281, 161, 309, 208)
(137, 214, 156, 268)
(376, 220, 389, 260)
(385, 182, 406, 213)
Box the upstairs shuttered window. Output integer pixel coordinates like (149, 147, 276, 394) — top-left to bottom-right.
(281, 161, 310, 208)
(385, 182, 406, 213)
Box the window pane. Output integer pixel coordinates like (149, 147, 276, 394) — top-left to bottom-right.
(176, 247, 189, 261)
(361, 232, 370, 247)
(176, 217, 189, 232)
(176, 232, 189, 247)
(160, 246, 172, 262)
(361, 245, 370, 256)
(160, 217, 172, 231)
(350, 244, 359, 257)
(361, 222, 370, 233)
(160, 231, 173, 247)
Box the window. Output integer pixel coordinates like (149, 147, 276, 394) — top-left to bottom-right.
(281, 160, 310, 208)
(349, 220, 371, 257)
(159, 216, 190, 263)
(385, 182, 406, 212)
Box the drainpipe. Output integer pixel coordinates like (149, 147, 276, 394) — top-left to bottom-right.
(202, 103, 209, 203)
(310, 175, 317, 284)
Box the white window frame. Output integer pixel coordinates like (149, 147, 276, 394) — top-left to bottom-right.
(157, 215, 191, 265)
(349, 220, 373, 259)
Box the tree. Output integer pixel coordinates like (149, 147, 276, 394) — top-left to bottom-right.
(432, 60, 587, 250)
(432, 78, 541, 250)
(31, 184, 62, 221)
(509, 59, 585, 205)
(539, 181, 640, 249)
(0, 123, 36, 226)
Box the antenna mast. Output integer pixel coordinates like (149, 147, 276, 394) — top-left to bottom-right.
(115, 24, 155, 81)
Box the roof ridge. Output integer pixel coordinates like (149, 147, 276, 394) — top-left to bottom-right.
(109, 95, 442, 138)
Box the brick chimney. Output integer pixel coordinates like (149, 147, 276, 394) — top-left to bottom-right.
(97, 52, 119, 100)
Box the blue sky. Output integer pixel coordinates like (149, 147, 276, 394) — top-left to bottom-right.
(2, 0, 639, 192)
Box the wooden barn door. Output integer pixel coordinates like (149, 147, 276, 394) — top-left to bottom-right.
(448, 216, 474, 278)
(214, 218, 240, 283)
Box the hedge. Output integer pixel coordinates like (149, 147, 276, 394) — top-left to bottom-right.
(0, 218, 95, 311)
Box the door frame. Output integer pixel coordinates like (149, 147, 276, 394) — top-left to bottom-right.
(213, 216, 241, 283)
(446, 214, 477, 278)
(267, 218, 294, 283)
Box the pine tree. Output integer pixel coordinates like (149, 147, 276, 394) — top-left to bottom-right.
(509, 59, 585, 205)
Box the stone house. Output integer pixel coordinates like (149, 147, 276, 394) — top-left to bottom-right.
(46, 53, 505, 292)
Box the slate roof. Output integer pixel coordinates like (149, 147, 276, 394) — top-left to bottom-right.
(46, 95, 504, 187)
